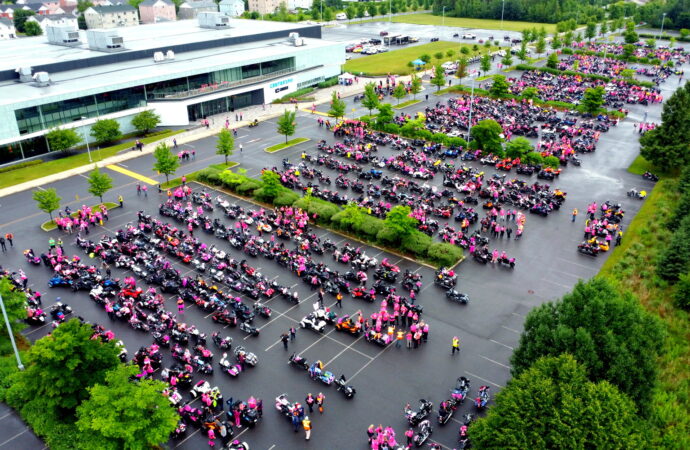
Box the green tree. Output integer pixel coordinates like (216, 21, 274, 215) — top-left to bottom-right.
(674, 273, 690, 310)
(479, 54, 491, 75)
(86, 167, 113, 203)
(0, 278, 27, 344)
(130, 110, 161, 135)
(376, 103, 394, 126)
(580, 86, 605, 114)
(76, 365, 178, 449)
(152, 143, 179, 184)
(505, 136, 533, 159)
(459, 46, 470, 55)
(410, 75, 422, 99)
(328, 91, 346, 120)
(5, 319, 120, 413)
(32, 188, 61, 221)
(585, 22, 597, 40)
(640, 82, 690, 170)
(419, 53, 431, 65)
(489, 75, 510, 97)
(430, 65, 446, 92)
(646, 38, 657, 49)
(345, 5, 356, 20)
(470, 119, 504, 155)
(551, 33, 561, 49)
(624, 29, 639, 44)
(433, 51, 444, 63)
(334, 202, 367, 230)
(471, 355, 642, 449)
(215, 128, 235, 164)
(523, 151, 543, 166)
(535, 36, 546, 55)
(445, 49, 455, 60)
(90, 119, 122, 145)
(543, 155, 560, 168)
(384, 205, 418, 238)
(23, 20, 42, 36)
(510, 278, 665, 410)
(657, 216, 690, 281)
(546, 52, 559, 69)
(392, 82, 407, 104)
(77, 0, 93, 13)
(362, 83, 379, 115)
(622, 43, 636, 60)
(517, 41, 529, 63)
(522, 28, 533, 43)
(563, 30, 573, 47)
(521, 86, 539, 101)
(501, 52, 513, 67)
(600, 21, 609, 35)
(13, 9, 35, 33)
(456, 56, 469, 79)
(276, 109, 297, 144)
(620, 69, 635, 79)
(45, 128, 82, 153)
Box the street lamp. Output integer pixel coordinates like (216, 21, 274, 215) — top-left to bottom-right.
(0, 292, 24, 371)
(442, 6, 445, 27)
(466, 74, 477, 142)
(389, 0, 392, 23)
(81, 117, 92, 163)
(659, 12, 666, 39)
(500, 0, 505, 32)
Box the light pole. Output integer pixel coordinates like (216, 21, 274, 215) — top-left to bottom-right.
(389, 0, 392, 23)
(0, 292, 24, 371)
(442, 6, 445, 27)
(466, 74, 476, 142)
(500, 0, 505, 32)
(81, 117, 92, 163)
(320, 0, 322, 22)
(659, 13, 666, 39)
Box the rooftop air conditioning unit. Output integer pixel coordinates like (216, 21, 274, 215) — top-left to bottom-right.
(198, 12, 231, 29)
(166, 50, 175, 60)
(16, 66, 32, 83)
(86, 29, 125, 52)
(153, 51, 165, 62)
(288, 32, 304, 47)
(33, 72, 51, 87)
(46, 25, 80, 47)
(106, 36, 123, 49)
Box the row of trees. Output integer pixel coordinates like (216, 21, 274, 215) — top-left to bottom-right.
(243, 0, 432, 23)
(45, 110, 161, 154)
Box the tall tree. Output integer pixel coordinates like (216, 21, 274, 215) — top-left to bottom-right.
(152, 143, 180, 184)
(328, 91, 346, 120)
(276, 109, 297, 144)
(546, 52, 559, 69)
(0, 278, 27, 342)
(488, 75, 510, 97)
(456, 56, 469, 80)
(517, 41, 529, 63)
(376, 103, 394, 126)
(76, 365, 178, 449)
(500, 52, 513, 68)
(384, 205, 419, 239)
(361, 83, 380, 115)
(580, 86, 605, 114)
(90, 119, 122, 145)
(430, 64, 446, 92)
(86, 166, 113, 203)
(130, 110, 161, 135)
(5, 319, 120, 413)
(392, 82, 407, 104)
(13, 10, 35, 33)
(471, 355, 642, 448)
(32, 188, 61, 221)
(215, 128, 235, 164)
(45, 128, 82, 153)
(479, 54, 491, 75)
(510, 278, 665, 410)
(470, 119, 504, 155)
(535, 36, 546, 55)
(585, 22, 597, 40)
(260, 170, 282, 200)
(410, 75, 422, 99)
(656, 215, 690, 281)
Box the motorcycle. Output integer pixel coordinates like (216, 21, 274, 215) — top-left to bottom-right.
(643, 171, 658, 182)
(253, 302, 272, 319)
(219, 353, 244, 377)
(446, 289, 469, 304)
(451, 376, 470, 403)
(309, 361, 335, 385)
(627, 188, 647, 200)
(334, 374, 356, 398)
(238, 321, 260, 337)
(211, 331, 232, 350)
(288, 352, 309, 370)
(405, 399, 432, 426)
(474, 386, 490, 409)
(234, 346, 258, 366)
(413, 420, 432, 447)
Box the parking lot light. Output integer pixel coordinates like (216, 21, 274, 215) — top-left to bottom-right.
(0, 292, 24, 371)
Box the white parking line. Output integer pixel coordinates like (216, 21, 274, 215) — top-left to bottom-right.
(490, 339, 514, 350)
(501, 325, 521, 334)
(480, 355, 511, 369)
(465, 370, 504, 388)
(295, 328, 337, 355)
(0, 429, 29, 447)
(557, 257, 595, 270)
(348, 342, 394, 382)
(541, 278, 572, 289)
(511, 312, 525, 318)
(323, 334, 371, 367)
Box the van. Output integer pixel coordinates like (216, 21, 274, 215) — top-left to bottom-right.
(336, 12, 347, 20)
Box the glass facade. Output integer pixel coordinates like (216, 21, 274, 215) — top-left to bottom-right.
(187, 89, 262, 122)
(0, 135, 50, 164)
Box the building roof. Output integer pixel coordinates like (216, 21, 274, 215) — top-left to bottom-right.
(0, 18, 14, 28)
(31, 13, 78, 22)
(139, 0, 174, 6)
(182, 0, 217, 9)
(219, 0, 244, 3)
(91, 4, 137, 14)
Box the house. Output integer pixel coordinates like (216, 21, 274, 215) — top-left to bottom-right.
(247, 0, 280, 16)
(138, 0, 176, 24)
(0, 17, 16, 39)
(24, 0, 63, 15)
(287, 0, 312, 9)
(0, 5, 33, 20)
(218, 0, 244, 17)
(178, 0, 217, 20)
(83, 4, 139, 29)
(27, 13, 78, 32)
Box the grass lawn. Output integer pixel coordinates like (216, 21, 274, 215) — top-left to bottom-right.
(265, 138, 310, 153)
(344, 41, 497, 76)
(40, 202, 119, 231)
(627, 153, 675, 178)
(372, 13, 557, 33)
(0, 129, 184, 190)
(161, 162, 238, 190)
(393, 99, 422, 109)
(598, 178, 690, 445)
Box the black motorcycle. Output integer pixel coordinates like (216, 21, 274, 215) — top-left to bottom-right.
(404, 399, 432, 426)
(334, 374, 356, 399)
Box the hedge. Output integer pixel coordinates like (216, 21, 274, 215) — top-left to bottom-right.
(427, 242, 464, 267)
(402, 231, 433, 257)
(317, 76, 339, 89)
(0, 159, 43, 174)
(638, 33, 690, 42)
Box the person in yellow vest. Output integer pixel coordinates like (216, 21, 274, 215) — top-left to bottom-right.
(452, 336, 460, 355)
(302, 416, 311, 440)
(396, 330, 404, 348)
(571, 208, 578, 222)
(118, 195, 123, 208)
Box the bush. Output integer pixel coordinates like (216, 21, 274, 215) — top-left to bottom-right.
(273, 190, 299, 207)
(523, 152, 543, 166)
(317, 76, 339, 89)
(543, 155, 560, 168)
(402, 231, 432, 256)
(561, 47, 573, 55)
(431, 133, 448, 145)
(0, 159, 43, 173)
(195, 167, 222, 184)
(252, 187, 274, 203)
(236, 179, 263, 195)
(384, 123, 401, 134)
(447, 137, 468, 148)
(427, 242, 463, 267)
(354, 215, 385, 240)
(293, 197, 340, 224)
(416, 129, 433, 141)
(376, 225, 401, 246)
(674, 273, 690, 310)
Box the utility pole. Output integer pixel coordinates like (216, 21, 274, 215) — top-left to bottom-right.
(0, 292, 24, 371)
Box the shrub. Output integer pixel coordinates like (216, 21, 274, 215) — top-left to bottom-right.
(674, 273, 690, 310)
(427, 242, 463, 267)
(543, 155, 560, 168)
(317, 76, 339, 88)
(402, 231, 432, 256)
(0, 159, 43, 173)
(252, 187, 273, 203)
(431, 133, 448, 145)
(236, 179, 263, 195)
(293, 197, 340, 224)
(196, 167, 222, 184)
(447, 137, 468, 148)
(376, 225, 401, 246)
(523, 152, 543, 166)
(561, 47, 573, 55)
(417, 129, 433, 141)
(273, 190, 299, 207)
(355, 215, 385, 239)
(384, 123, 401, 134)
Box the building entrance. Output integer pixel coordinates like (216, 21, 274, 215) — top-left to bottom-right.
(186, 89, 263, 122)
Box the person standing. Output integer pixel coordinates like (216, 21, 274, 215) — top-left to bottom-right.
(452, 336, 460, 355)
(142, 185, 148, 197)
(305, 393, 315, 413)
(571, 208, 578, 222)
(302, 416, 311, 440)
(336, 292, 342, 308)
(177, 297, 184, 313)
(318, 288, 324, 308)
(395, 330, 404, 348)
(4, 233, 12, 247)
(239, 144, 243, 154)
(118, 195, 124, 208)
(0, 236, 6, 252)
(315, 392, 325, 414)
(281, 333, 289, 350)
(136, 183, 141, 196)
(289, 327, 296, 341)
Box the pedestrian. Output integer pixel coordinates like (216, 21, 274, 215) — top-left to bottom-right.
(173, 138, 178, 148)
(316, 392, 325, 414)
(239, 143, 243, 154)
(506, 227, 512, 239)
(182, 175, 187, 185)
(572, 208, 578, 222)
(395, 330, 404, 348)
(0, 237, 5, 252)
(318, 288, 324, 307)
(142, 185, 148, 197)
(452, 336, 460, 355)
(302, 416, 311, 440)
(305, 393, 315, 413)
(336, 291, 342, 308)
(281, 333, 289, 350)
(56, 238, 63, 249)
(289, 327, 296, 341)
(406, 331, 413, 349)
(616, 229, 623, 246)
(136, 183, 141, 195)
(409, 289, 415, 304)
(425, 94, 429, 101)
(4, 233, 13, 247)
(118, 195, 123, 208)
(48, 237, 56, 249)
(177, 297, 184, 313)
(291, 410, 301, 432)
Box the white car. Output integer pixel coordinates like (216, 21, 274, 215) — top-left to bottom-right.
(462, 33, 477, 39)
(377, 46, 390, 53)
(336, 12, 347, 20)
(409, 36, 419, 42)
(300, 312, 327, 333)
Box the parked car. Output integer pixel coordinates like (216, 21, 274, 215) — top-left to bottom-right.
(462, 33, 476, 39)
(336, 12, 347, 20)
(380, 31, 388, 36)
(430, 37, 440, 42)
(409, 36, 419, 42)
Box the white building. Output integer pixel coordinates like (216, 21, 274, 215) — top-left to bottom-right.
(287, 0, 313, 10)
(27, 13, 78, 33)
(0, 18, 15, 40)
(247, 0, 280, 15)
(83, 4, 139, 29)
(218, 0, 244, 17)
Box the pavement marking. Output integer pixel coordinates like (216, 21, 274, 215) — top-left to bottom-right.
(465, 370, 504, 388)
(106, 164, 158, 185)
(300, 108, 331, 117)
(480, 355, 511, 369)
(511, 312, 525, 318)
(267, 446, 276, 450)
(119, 163, 129, 168)
(293, 328, 337, 355)
(264, 336, 285, 351)
(501, 325, 521, 334)
(0, 429, 29, 447)
(556, 257, 595, 270)
(541, 278, 572, 289)
(490, 339, 514, 350)
(324, 334, 371, 367)
(348, 341, 395, 382)
(0, 412, 12, 421)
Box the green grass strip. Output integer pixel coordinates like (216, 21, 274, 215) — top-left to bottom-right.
(40, 202, 119, 231)
(393, 99, 422, 109)
(265, 138, 310, 153)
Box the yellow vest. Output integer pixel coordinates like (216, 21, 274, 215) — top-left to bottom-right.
(302, 419, 311, 430)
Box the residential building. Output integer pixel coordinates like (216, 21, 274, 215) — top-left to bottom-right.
(24, 0, 63, 15)
(27, 13, 78, 33)
(138, 0, 176, 24)
(0, 18, 344, 163)
(247, 0, 280, 16)
(0, 18, 15, 40)
(83, 4, 139, 29)
(178, 1, 217, 20)
(218, 0, 244, 17)
(287, 0, 313, 10)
